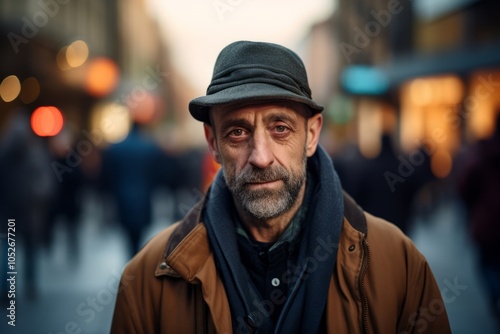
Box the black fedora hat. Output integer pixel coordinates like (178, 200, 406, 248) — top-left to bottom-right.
(189, 41, 323, 123)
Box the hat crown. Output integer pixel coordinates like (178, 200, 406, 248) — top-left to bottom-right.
(188, 40, 323, 123)
(209, 41, 312, 98)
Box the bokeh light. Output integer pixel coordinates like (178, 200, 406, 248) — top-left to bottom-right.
(91, 102, 131, 143)
(57, 40, 90, 71)
(20, 77, 40, 104)
(85, 57, 119, 97)
(409, 78, 434, 107)
(66, 40, 89, 68)
(0, 75, 21, 102)
(31, 106, 64, 137)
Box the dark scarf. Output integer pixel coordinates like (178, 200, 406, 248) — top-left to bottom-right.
(204, 146, 344, 333)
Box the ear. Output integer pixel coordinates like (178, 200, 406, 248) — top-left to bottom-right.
(204, 123, 221, 164)
(306, 113, 323, 157)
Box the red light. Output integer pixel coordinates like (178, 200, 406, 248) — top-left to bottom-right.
(31, 106, 64, 137)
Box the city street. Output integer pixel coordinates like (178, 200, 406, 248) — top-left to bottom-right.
(1, 189, 498, 334)
(1, 1, 499, 334)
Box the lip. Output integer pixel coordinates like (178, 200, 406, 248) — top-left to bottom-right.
(246, 180, 281, 188)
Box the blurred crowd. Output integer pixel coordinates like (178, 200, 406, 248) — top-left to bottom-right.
(0, 108, 218, 300)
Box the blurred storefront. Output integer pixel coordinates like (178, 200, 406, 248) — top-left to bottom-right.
(307, 0, 500, 179)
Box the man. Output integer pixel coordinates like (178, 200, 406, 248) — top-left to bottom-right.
(111, 41, 451, 333)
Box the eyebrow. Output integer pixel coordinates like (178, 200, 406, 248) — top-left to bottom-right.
(263, 111, 299, 126)
(219, 118, 253, 135)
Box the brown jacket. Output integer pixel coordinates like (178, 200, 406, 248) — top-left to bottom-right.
(111, 196, 451, 333)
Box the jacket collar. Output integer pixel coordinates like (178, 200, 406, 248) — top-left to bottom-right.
(155, 199, 206, 279)
(156, 190, 367, 278)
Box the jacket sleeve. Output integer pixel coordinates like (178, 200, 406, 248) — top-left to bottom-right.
(397, 243, 452, 334)
(363, 212, 452, 334)
(110, 276, 141, 333)
(110, 258, 161, 334)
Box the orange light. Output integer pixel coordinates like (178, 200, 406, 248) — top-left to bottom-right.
(31, 106, 64, 137)
(0, 75, 21, 102)
(85, 57, 119, 97)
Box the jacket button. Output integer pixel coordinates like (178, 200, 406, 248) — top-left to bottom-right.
(271, 278, 280, 287)
(159, 262, 168, 270)
(348, 245, 356, 252)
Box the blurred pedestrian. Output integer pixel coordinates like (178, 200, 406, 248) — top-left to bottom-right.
(0, 109, 56, 299)
(340, 134, 432, 234)
(170, 147, 205, 221)
(101, 120, 164, 257)
(45, 127, 85, 264)
(331, 141, 365, 199)
(457, 114, 500, 322)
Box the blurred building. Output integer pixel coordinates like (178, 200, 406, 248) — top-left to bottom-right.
(0, 0, 200, 159)
(306, 0, 500, 180)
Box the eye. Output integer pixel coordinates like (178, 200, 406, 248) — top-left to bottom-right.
(275, 125, 287, 133)
(225, 128, 248, 142)
(272, 124, 291, 136)
(230, 128, 245, 137)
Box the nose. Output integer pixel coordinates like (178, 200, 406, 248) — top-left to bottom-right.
(248, 130, 274, 169)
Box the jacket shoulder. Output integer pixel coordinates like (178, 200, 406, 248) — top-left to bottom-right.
(124, 198, 205, 274)
(362, 212, 451, 333)
(124, 222, 181, 274)
(364, 212, 420, 257)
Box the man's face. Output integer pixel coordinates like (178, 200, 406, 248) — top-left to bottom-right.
(204, 102, 322, 220)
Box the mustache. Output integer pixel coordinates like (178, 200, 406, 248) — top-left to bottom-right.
(235, 166, 289, 184)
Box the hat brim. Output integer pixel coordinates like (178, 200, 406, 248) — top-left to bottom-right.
(189, 83, 323, 123)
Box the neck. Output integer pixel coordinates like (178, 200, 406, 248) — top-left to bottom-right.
(235, 183, 306, 243)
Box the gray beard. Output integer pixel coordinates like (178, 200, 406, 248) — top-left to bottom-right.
(224, 152, 307, 220)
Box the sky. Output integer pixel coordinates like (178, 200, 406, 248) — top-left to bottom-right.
(145, 0, 335, 94)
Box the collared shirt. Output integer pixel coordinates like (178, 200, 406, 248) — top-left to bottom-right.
(235, 176, 314, 324)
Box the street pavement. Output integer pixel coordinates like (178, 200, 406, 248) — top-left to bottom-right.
(409, 198, 498, 334)
(1, 189, 498, 333)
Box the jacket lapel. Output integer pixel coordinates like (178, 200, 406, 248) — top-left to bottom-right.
(162, 221, 233, 334)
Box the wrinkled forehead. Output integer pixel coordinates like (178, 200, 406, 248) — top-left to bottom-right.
(209, 100, 310, 124)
